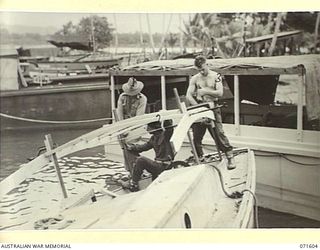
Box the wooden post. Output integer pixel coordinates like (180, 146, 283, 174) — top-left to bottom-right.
(173, 88, 200, 164)
(314, 12, 320, 53)
(112, 109, 133, 174)
(40, 69, 43, 87)
(297, 74, 304, 142)
(161, 75, 167, 110)
(44, 134, 68, 199)
(268, 12, 283, 56)
(256, 43, 261, 57)
(110, 75, 116, 121)
(234, 75, 240, 136)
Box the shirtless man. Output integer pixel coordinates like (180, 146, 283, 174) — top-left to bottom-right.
(186, 55, 236, 170)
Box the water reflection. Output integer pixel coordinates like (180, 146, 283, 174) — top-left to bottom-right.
(0, 155, 128, 231)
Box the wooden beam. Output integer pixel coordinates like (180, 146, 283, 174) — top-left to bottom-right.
(109, 67, 303, 77)
(0, 84, 109, 98)
(110, 75, 116, 121)
(44, 134, 68, 199)
(161, 75, 166, 110)
(170, 107, 216, 156)
(297, 74, 305, 141)
(173, 88, 200, 164)
(234, 75, 240, 136)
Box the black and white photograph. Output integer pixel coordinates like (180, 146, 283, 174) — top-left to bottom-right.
(0, 7, 319, 237)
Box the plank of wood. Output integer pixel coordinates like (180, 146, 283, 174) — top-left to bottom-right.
(0, 110, 182, 197)
(44, 134, 68, 199)
(109, 67, 302, 76)
(170, 108, 215, 154)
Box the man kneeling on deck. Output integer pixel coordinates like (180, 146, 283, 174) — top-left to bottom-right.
(121, 119, 174, 192)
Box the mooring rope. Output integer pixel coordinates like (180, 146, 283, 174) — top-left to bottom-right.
(241, 189, 259, 228)
(255, 152, 320, 166)
(0, 112, 113, 124)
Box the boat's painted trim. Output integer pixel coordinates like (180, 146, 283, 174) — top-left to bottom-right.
(221, 124, 320, 158)
(0, 83, 109, 97)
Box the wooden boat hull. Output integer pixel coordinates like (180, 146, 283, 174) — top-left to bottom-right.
(30, 57, 122, 72)
(0, 107, 256, 229)
(33, 149, 256, 229)
(0, 82, 111, 131)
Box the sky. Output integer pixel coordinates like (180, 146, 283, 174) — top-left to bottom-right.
(0, 12, 192, 34)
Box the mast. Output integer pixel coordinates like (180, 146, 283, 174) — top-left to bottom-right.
(159, 14, 173, 59)
(113, 13, 119, 55)
(138, 13, 146, 59)
(179, 14, 184, 54)
(91, 16, 96, 53)
(146, 13, 156, 56)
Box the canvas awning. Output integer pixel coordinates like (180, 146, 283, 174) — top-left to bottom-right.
(245, 30, 303, 44)
(111, 55, 320, 120)
(47, 40, 92, 51)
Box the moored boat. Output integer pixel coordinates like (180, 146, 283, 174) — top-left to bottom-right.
(0, 105, 256, 230)
(0, 46, 113, 131)
(108, 54, 320, 222)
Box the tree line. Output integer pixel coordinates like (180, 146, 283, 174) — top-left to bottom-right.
(1, 12, 319, 57)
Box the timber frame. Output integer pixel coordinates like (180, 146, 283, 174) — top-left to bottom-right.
(110, 62, 320, 222)
(109, 64, 306, 142)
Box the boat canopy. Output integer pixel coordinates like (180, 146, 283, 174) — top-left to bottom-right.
(245, 30, 302, 44)
(17, 45, 59, 58)
(112, 55, 320, 121)
(48, 40, 92, 51)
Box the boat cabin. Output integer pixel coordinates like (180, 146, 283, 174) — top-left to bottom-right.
(0, 46, 19, 91)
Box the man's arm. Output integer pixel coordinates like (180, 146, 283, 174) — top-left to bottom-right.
(186, 76, 198, 106)
(128, 140, 153, 153)
(198, 81, 223, 98)
(136, 94, 147, 116)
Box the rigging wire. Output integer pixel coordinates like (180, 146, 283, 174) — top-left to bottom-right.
(0, 112, 113, 124)
(203, 145, 320, 167)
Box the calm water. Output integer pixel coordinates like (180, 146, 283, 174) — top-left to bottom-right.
(1, 126, 319, 229)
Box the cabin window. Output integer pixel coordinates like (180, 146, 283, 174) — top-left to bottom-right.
(114, 75, 189, 113)
(222, 75, 318, 131)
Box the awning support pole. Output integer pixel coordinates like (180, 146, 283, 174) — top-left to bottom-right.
(161, 75, 167, 110)
(297, 73, 304, 142)
(110, 75, 116, 121)
(234, 75, 240, 136)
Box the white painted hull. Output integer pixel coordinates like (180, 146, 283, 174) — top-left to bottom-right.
(0, 109, 257, 230)
(33, 149, 256, 229)
(202, 124, 320, 222)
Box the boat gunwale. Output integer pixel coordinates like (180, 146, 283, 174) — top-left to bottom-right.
(233, 149, 256, 228)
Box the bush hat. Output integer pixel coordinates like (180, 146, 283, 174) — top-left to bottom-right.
(122, 77, 144, 96)
(146, 119, 173, 133)
(146, 121, 161, 132)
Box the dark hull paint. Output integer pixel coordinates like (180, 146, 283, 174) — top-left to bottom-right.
(0, 82, 112, 131)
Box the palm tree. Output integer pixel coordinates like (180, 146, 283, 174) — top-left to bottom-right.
(182, 13, 243, 58)
(166, 33, 178, 51)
